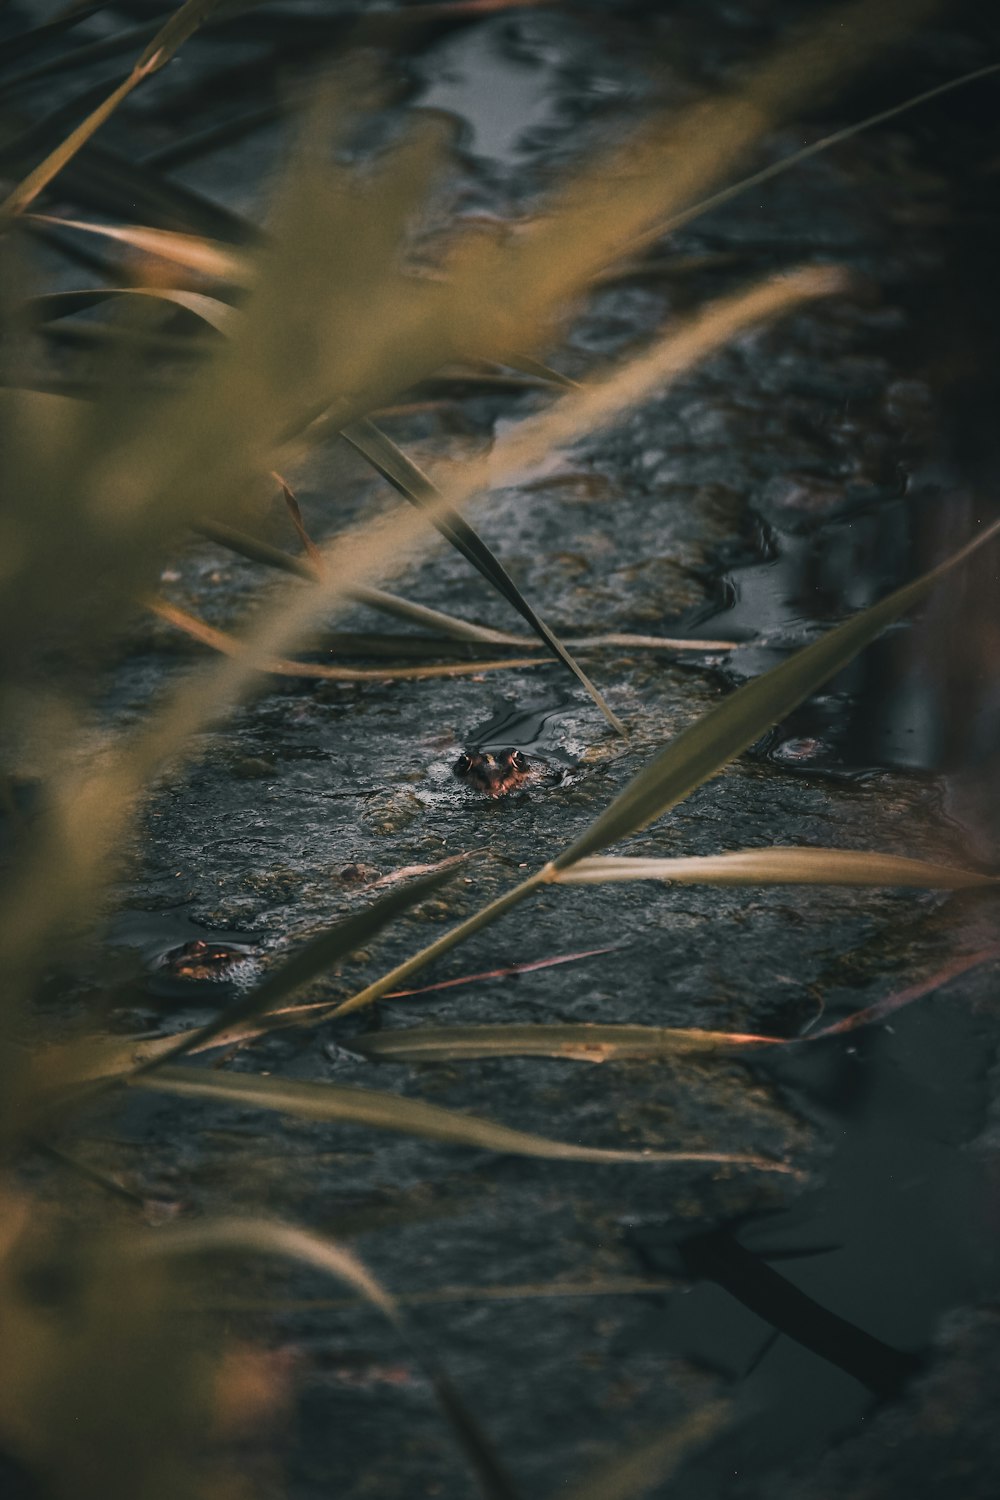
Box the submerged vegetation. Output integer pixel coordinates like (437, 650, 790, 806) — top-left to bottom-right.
(0, 0, 997, 1495)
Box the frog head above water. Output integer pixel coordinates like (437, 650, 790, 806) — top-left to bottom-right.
(453, 747, 535, 798)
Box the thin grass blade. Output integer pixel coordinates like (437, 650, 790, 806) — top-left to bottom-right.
(27, 286, 235, 331)
(552, 850, 997, 889)
(135, 1067, 798, 1172)
(25, 214, 250, 279)
(148, 597, 545, 678)
(1, 72, 141, 217)
(639, 61, 1000, 257)
(341, 417, 625, 733)
(133, 0, 228, 76)
(352, 1023, 774, 1063)
(195, 517, 529, 643)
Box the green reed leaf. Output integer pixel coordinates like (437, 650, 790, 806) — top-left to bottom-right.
(551, 519, 1000, 870)
(135, 1067, 797, 1172)
(149, 597, 546, 678)
(353, 1023, 769, 1063)
(25, 214, 250, 280)
(27, 285, 235, 331)
(552, 849, 997, 888)
(342, 417, 625, 734)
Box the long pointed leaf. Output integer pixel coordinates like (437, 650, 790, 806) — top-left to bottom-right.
(552, 519, 1000, 869)
(134, 0, 228, 77)
(353, 1023, 772, 1063)
(28, 286, 235, 331)
(639, 61, 1000, 257)
(342, 417, 625, 734)
(195, 518, 530, 643)
(148, 597, 546, 678)
(552, 850, 997, 889)
(25, 214, 250, 280)
(135, 1067, 798, 1172)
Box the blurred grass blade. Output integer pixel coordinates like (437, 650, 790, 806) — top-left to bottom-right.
(149, 597, 546, 678)
(552, 518, 1000, 870)
(642, 61, 1000, 256)
(128, 864, 463, 1078)
(552, 850, 997, 889)
(558, 1403, 728, 1500)
(197, 517, 529, 643)
(353, 1023, 775, 1063)
(135, 1067, 797, 1172)
(342, 417, 625, 734)
(275, 472, 325, 570)
(28, 286, 235, 331)
(505, 353, 580, 389)
(0, 0, 227, 217)
(128, 1217, 518, 1500)
(133, 0, 227, 76)
(203, 1276, 681, 1313)
(25, 214, 250, 279)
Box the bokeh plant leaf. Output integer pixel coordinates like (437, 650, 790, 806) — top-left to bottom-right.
(127, 1217, 518, 1500)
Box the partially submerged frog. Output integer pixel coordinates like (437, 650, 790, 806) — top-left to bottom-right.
(453, 747, 552, 798)
(157, 938, 247, 983)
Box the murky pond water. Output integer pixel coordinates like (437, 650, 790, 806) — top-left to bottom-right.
(7, 1, 1000, 1496)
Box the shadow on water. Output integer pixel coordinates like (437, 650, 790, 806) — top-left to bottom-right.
(626, 982, 1000, 1494)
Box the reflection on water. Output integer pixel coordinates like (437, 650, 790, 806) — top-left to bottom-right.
(695, 485, 1000, 840)
(414, 20, 561, 164)
(628, 984, 1000, 1495)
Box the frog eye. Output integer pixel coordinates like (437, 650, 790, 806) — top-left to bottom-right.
(505, 749, 528, 770)
(454, 754, 472, 774)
